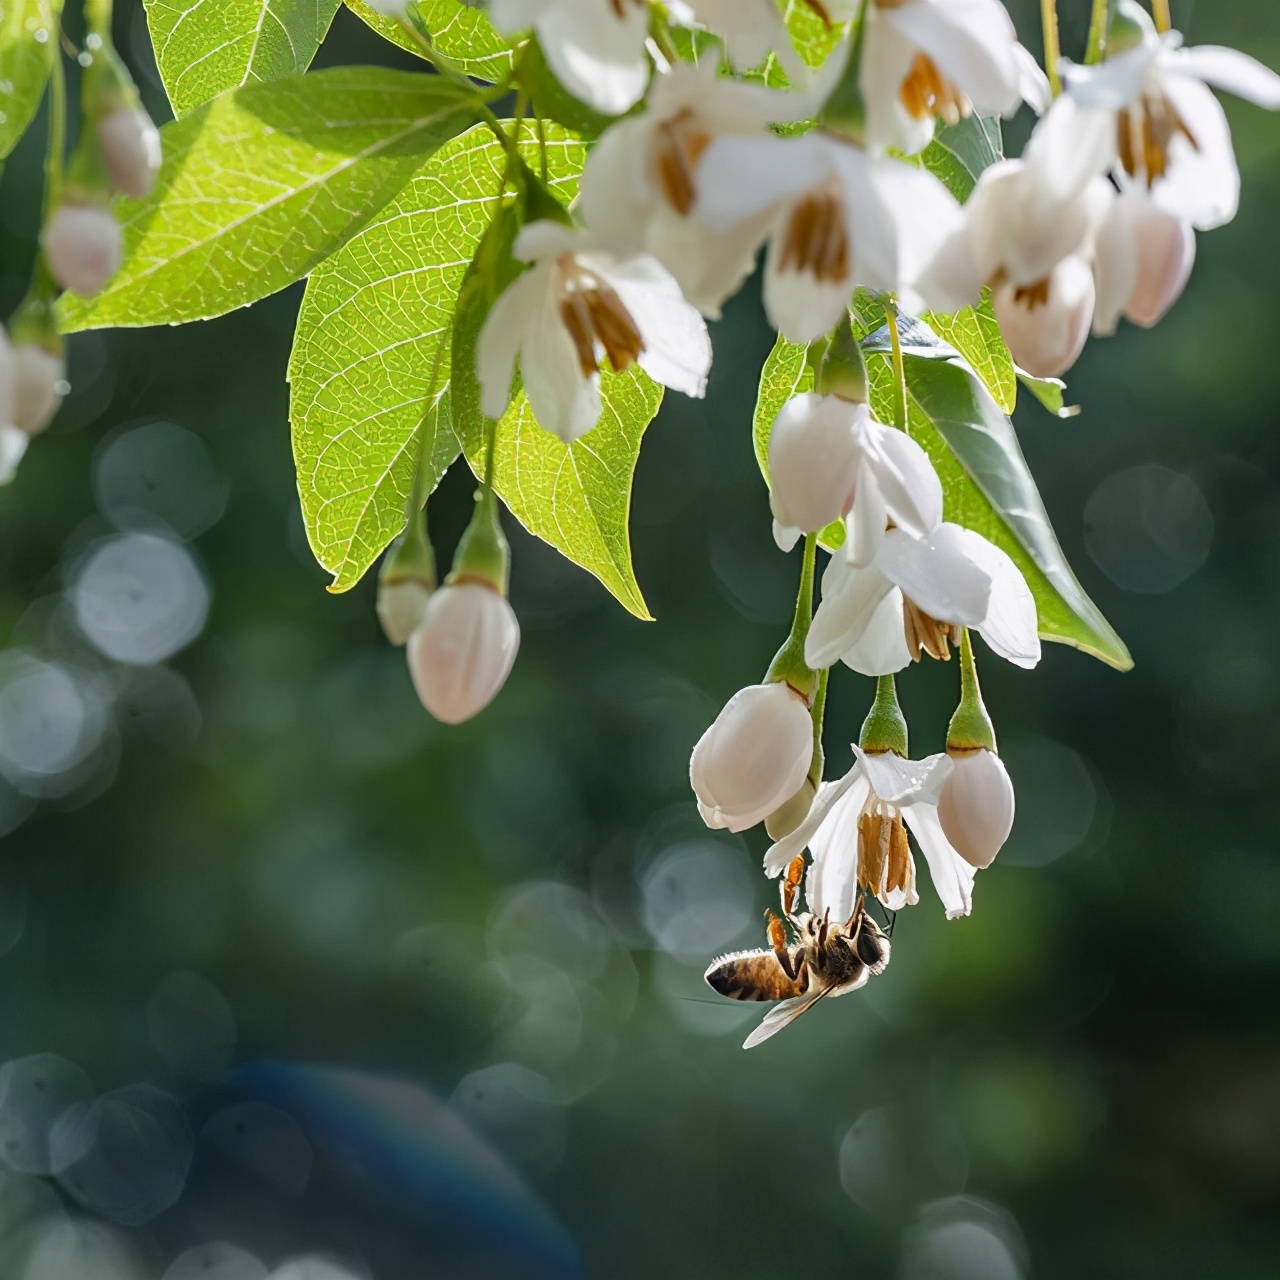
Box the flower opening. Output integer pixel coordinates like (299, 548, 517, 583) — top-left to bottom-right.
(556, 256, 646, 378)
(900, 51, 971, 126)
(1115, 90, 1198, 187)
(778, 186, 851, 284)
(653, 110, 713, 215)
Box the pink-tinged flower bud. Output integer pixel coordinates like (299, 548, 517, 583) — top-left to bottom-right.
(690, 682, 813, 834)
(1125, 208, 1195, 329)
(0, 425, 29, 485)
(43, 204, 123, 299)
(768, 393, 861, 536)
(406, 582, 520, 724)
(98, 105, 162, 200)
(377, 578, 432, 647)
(11, 345, 65, 436)
(937, 748, 1015, 868)
(993, 254, 1094, 379)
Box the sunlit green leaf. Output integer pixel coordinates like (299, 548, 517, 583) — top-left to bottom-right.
(921, 114, 1003, 200)
(748, 0, 851, 87)
(344, 0, 515, 82)
(924, 294, 1016, 414)
(288, 121, 585, 593)
(1017, 368, 1080, 418)
(0, 0, 61, 161)
(142, 0, 341, 116)
(60, 68, 478, 332)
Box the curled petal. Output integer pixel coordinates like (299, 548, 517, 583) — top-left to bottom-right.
(856, 745, 952, 806)
(1169, 44, 1280, 109)
(902, 802, 977, 919)
(763, 768, 865, 879)
(945, 526, 1041, 668)
(839, 584, 912, 677)
(876, 525, 991, 629)
(1156, 73, 1240, 231)
(805, 559, 896, 671)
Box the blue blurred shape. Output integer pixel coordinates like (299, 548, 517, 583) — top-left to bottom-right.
(228, 1061, 584, 1280)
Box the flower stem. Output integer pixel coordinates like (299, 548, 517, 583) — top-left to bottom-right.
(1040, 0, 1063, 96)
(1085, 0, 1110, 64)
(765, 533, 818, 702)
(946, 629, 998, 753)
(887, 300, 908, 432)
(1151, 0, 1171, 33)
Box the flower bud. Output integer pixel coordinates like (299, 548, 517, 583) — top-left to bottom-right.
(1125, 208, 1194, 329)
(406, 582, 520, 724)
(768, 393, 861, 536)
(690, 682, 813, 833)
(377, 578, 433, 647)
(0, 425, 28, 485)
(764, 775, 816, 841)
(11, 344, 65, 436)
(937, 748, 1015, 868)
(993, 254, 1094, 379)
(43, 204, 123, 298)
(97, 105, 162, 200)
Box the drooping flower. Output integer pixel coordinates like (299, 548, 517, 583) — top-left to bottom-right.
(488, 0, 651, 116)
(477, 221, 712, 443)
(767, 392, 940, 561)
(11, 343, 65, 437)
(579, 61, 807, 317)
(765, 745, 979, 920)
(407, 583, 520, 724)
(696, 130, 962, 343)
(1043, 7, 1280, 231)
(858, 0, 1049, 156)
(806, 519, 1040, 675)
(43, 202, 123, 299)
(98, 105, 162, 200)
(936, 747, 1015, 868)
(690, 682, 814, 834)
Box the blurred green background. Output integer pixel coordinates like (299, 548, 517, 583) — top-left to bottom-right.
(2, 1, 1279, 1277)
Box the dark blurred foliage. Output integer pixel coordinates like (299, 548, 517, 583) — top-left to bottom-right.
(1, 1, 1279, 1277)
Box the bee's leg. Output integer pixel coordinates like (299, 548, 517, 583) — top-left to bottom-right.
(843, 892, 866, 935)
(766, 911, 802, 982)
(781, 854, 805, 921)
(817, 908, 831, 951)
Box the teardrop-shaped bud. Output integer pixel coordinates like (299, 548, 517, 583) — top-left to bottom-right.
(43, 204, 123, 298)
(11, 344, 66, 436)
(936, 747, 1015, 868)
(406, 583, 520, 724)
(1125, 206, 1195, 329)
(690, 682, 813, 834)
(377, 579, 433, 647)
(993, 254, 1094, 379)
(97, 105, 162, 200)
(768, 393, 861, 536)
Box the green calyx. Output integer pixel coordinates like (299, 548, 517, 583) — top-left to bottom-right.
(448, 484, 510, 595)
(860, 674, 908, 758)
(764, 533, 818, 702)
(815, 316, 868, 404)
(818, 0, 870, 143)
(1106, 1, 1154, 57)
(945, 629, 998, 754)
(8, 294, 63, 353)
(380, 507, 437, 591)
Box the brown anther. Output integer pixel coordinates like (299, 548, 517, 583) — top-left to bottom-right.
(779, 188, 850, 284)
(899, 52, 972, 126)
(557, 266, 645, 379)
(858, 804, 911, 898)
(654, 110, 712, 216)
(1116, 92, 1199, 188)
(1012, 276, 1052, 310)
(902, 595, 960, 662)
(606, 0, 644, 17)
(886, 818, 912, 895)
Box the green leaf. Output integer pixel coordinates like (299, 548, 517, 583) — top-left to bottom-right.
(1017, 369, 1080, 419)
(923, 294, 1016, 414)
(344, 0, 514, 83)
(59, 68, 478, 332)
(749, 0, 852, 87)
(0, 0, 61, 161)
(518, 39, 617, 140)
(919, 114, 1003, 202)
(862, 316, 1130, 670)
(142, 0, 342, 116)
(288, 121, 585, 593)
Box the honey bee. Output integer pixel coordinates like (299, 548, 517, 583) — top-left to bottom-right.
(704, 855, 891, 1048)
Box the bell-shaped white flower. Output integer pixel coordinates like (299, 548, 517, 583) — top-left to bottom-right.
(11, 344, 65, 436)
(859, 0, 1048, 156)
(1093, 181, 1195, 335)
(936, 747, 1014, 869)
(991, 251, 1095, 379)
(1044, 11, 1280, 231)
(489, 0, 650, 115)
(768, 393, 941, 561)
(98, 105, 162, 200)
(43, 203, 123, 298)
(407, 583, 520, 724)
(696, 130, 962, 343)
(478, 221, 711, 444)
(766, 746, 978, 920)
(807, 520, 1040, 675)
(579, 62, 805, 317)
(690, 681, 813, 834)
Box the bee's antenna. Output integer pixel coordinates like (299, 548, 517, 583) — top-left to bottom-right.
(885, 909, 898, 939)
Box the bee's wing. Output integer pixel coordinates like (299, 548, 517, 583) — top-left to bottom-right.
(742, 987, 829, 1049)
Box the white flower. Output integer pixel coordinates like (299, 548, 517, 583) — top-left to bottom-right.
(477, 221, 711, 443)
(696, 130, 962, 343)
(936, 747, 1014, 868)
(767, 393, 940, 561)
(1092, 181, 1195, 335)
(690, 682, 813, 834)
(43, 203, 123, 299)
(991, 251, 1096, 379)
(859, 0, 1048, 156)
(489, 0, 650, 115)
(1045, 12, 1280, 231)
(377, 578, 433, 647)
(765, 746, 978, 920)
(806, 520, 1040, 675)
(579, 62, 805, 317)
(98, 106, 162, 200)
(11, 344, 65, 436)
(406, 583, 520, 724)
(0, 426, 27, 485)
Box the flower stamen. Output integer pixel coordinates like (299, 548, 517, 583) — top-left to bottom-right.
(557, 258, 646, 378)
(1012, 277, 1052, 310)
(1116, 91, 1199, 187)
(902, 595, 960, 662)
(857, 799, 912, 897)
(654, 110, 712, 216)
(779, 188, 850, 284)
(900, 52, 971, 126)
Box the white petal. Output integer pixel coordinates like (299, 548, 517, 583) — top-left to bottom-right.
(578, 115, 656, 256)
(993, 252, 1095, 379)
(1170, 44, 1280, 109)
(913, 223, 988, 314)
(695, 134, 832, 231)
(1060, 37, 1161, 110)
(805, 559, 896, 670)
(0, 424, 29, 485)
(1156, 73, 1240, 230)
(944, 525, 1041, 668)
(523, 281, 602, 442)
(1023, 95, 1116, 203)
(477, 267, 545, 421)
(857, 745, 952, 806)
(1091, 185, 1140, 337)
(514, 219, 582, 262)
(806, 774, 871, 924)
(865, 417, 944, 536)
(846, 460, 888, 569)
(536, 3, 650, 116)
(861, 8, 934, 156)
(773, 518, 802, 553)
(1014, 42, 1052, 115)
(901, 803, 976, 919)
(875, 525, 991, 627)
(863, 156, 963, 296)
(764, 768, 864, 878)
(839, 584, 912, 677)
(643, 204, 768, 319)
(763, 236, 855, 344)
